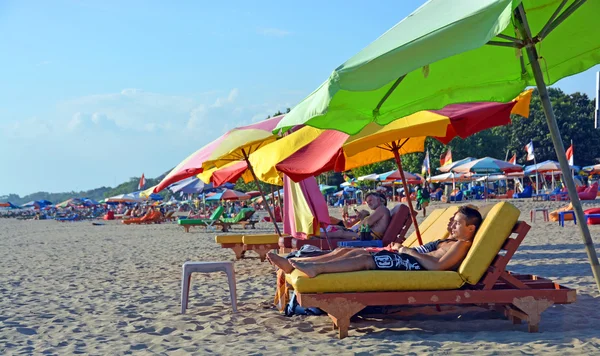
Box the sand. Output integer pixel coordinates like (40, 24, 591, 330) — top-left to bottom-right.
(2, 200, 600, 355)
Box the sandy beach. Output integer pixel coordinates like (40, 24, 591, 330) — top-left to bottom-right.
(2, 200, 600, 355)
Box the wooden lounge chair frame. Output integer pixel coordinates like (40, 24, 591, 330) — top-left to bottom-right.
(217, 235, 282, 262)
(289, 222, 576, 339)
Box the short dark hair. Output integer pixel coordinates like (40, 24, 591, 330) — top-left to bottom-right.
(458, 205, 483, 230)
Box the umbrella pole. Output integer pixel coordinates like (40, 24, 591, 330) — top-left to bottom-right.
(517, 4, 600, 291)
(391, 147, 423, 246)
(242, 151, 282, 236)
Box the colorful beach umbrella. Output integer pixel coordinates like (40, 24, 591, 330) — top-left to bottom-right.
(168, 177, 206, 194)
(206, 189, 250, 201)
(251, 94, 530, 185)
(272, 0, 600, 287)
(0, 202, 20, 209)
(251, 93, 531, 244)
(429, 172, 473, 183)
(451, 157, 523, 175)
(582, 164, 600, 175)
(379, 170, 420, 184)
(437, 157, 476, 173)
(525, 160, 577, 174)
(154, 115, 283, 193)
(153, 115, 284, 234)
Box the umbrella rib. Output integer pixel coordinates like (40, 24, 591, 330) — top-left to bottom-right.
(537, 0, 585, 41)
(537, 0, 568, 39)
(486, 40, 522, 49)
(373, 75, 406, 118)
(496, 34, 523, 45)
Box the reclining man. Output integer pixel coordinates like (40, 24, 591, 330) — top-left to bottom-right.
(324, 191, 391, 240)
(268, 205, 482, 278)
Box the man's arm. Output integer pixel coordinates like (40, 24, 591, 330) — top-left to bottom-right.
(365, 206, 386, 227)
(398, 242, 471, 271)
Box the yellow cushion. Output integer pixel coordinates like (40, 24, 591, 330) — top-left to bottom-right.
(403, 206, 459, 248)
(286, 269, 464, 293)
(242, 234, 280, 245)
(401, 208, 445, 247)
(458, 202, 520, 285)
(215, 235, 243, 244)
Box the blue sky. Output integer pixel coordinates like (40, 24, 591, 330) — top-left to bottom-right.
(1, 0, 598, 196)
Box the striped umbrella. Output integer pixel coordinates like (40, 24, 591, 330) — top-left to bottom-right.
(154, 115, 283, 193)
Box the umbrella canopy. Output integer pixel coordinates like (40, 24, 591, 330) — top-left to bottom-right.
(168, 176, 205, 194)
(357, 173, 380, 181)
(381, 170, 421, 184)
(582, 164, 600, 175)
(250, 94, 530, 185)
(275, 0, 599, 134)
(56, 198, 84, 208)
(525, 160, 577, 174)
(452, 157, 523, 174)
(0, 202, 20, 209)
(106, 193, 143, 203)
(154, 115, 283, 192)
(429, 172, 473, 183)
(437, 157, 477, 173)
(245, 191, 261, 198)
(206, 189, 251, 201)
(197, 160, 257, 186)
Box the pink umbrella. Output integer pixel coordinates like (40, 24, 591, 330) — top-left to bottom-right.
(384, 170, 421, 184)
(220, 189, 251, 201)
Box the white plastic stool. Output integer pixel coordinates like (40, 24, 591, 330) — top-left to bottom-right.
(181, 261, 237, 313)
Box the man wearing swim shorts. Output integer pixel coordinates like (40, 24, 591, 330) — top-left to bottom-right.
(268, 206, 482, 277)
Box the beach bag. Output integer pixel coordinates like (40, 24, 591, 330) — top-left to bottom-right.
(285, 291, 324, 316)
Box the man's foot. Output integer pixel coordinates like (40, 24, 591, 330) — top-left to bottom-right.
(290, 261, 320, 278)
(266, 252, 294, 274)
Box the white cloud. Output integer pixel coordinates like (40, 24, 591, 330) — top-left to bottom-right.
(257, 27, 291, 38)
(36, 60, 51, 67)
(66, 111, 119, 132)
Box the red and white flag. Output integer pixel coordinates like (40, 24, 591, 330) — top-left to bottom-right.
(138, 174, 146, 190)
(508, 153, 517, 165)
(566, 144, 574, 166)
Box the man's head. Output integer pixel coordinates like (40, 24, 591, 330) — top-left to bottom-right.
(365, 191, 386, 210)
(448, 205, 483, 240)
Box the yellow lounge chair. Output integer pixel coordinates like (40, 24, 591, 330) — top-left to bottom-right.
(284, 202, 576, 338)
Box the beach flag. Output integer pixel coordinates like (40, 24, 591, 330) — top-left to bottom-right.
(440, 148, 452, 166)
(524, 141, 535, 161)
(422, 150, 431, 176)
(138, 174, 146, 190)
(509, 153, 517, 165)
(566, 144, 574, 166)
(343, 173, 356, 186)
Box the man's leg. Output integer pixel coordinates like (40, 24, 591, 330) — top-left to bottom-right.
(326, 230, 359, 240)
(267, 248, 363, 273)
(290, 254, 376, 278)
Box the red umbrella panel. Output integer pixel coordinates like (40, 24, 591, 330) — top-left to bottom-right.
(220, 189, 251, 201)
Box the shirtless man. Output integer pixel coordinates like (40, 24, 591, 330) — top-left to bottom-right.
(268, 205, 482, 277)
(325, 192, 390, 240)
